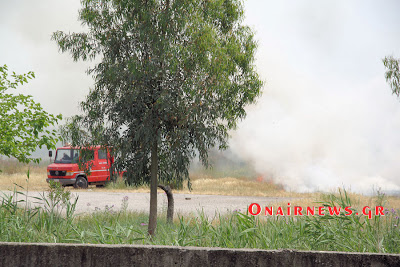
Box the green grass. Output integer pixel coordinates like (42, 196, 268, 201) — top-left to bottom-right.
(0, 182, 399, 253)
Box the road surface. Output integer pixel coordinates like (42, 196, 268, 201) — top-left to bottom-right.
(1, 190, 296, 217)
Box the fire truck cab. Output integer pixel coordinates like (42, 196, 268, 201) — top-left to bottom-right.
(46, 145, 114, 188)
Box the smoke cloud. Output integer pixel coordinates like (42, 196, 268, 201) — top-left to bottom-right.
(230, 1, 400, 194)
(230, 64, 400, 193)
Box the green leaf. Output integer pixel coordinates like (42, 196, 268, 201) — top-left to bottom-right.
(0, 64, 61, 164)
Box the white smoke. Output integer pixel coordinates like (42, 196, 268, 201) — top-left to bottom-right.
(230, 66, 400, 193)
(230, 0, 400, 194)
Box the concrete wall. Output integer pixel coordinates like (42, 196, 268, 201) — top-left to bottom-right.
(0, 242, 399, 267)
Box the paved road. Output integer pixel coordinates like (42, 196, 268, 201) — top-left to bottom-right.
(1, 191, 295, 217)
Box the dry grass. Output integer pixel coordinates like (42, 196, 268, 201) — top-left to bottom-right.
(182, 175, 307, 197)
(95, 174, 310, 197)
(0, 158, 48, 191)
(0, 171, 47, 191)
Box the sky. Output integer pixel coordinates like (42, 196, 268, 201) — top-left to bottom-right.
(1, 0, 400, 193)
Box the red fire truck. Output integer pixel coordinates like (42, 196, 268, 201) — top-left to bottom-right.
(46, 145, 115, 188)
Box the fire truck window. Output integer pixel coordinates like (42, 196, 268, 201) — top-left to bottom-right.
(98, 149, 107, 160)
(55, 149, 74, 163)
(72, 150, 79, 163)
(80, 150, 94, 162)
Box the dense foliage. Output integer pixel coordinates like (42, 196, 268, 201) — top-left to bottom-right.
(53, 0, 261, 187)
(0, 65, 61, 164)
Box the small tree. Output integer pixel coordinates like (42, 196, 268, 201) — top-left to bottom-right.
(0, 65, 62, 165)
(383, 56, 400, 96)
(52, 0, 262, 236)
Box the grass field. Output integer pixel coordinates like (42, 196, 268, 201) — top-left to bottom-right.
(0, 181, 399, 253)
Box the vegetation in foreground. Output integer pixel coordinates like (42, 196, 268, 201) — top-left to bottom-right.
(0, 181, 399, 254)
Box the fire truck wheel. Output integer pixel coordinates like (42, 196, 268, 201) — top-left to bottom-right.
(75, 177, 88, 189)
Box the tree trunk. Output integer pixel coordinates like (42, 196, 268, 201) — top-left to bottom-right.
(158, 184, 174, 223)
(148, 139, 158, 237)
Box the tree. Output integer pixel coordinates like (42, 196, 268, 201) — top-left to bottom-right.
(52, 0, 262, 236)
(383, 56, 400, 96)
(0, 64, 62, 165)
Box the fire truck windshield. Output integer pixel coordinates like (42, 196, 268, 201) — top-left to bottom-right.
(54, 149, 79, 164)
